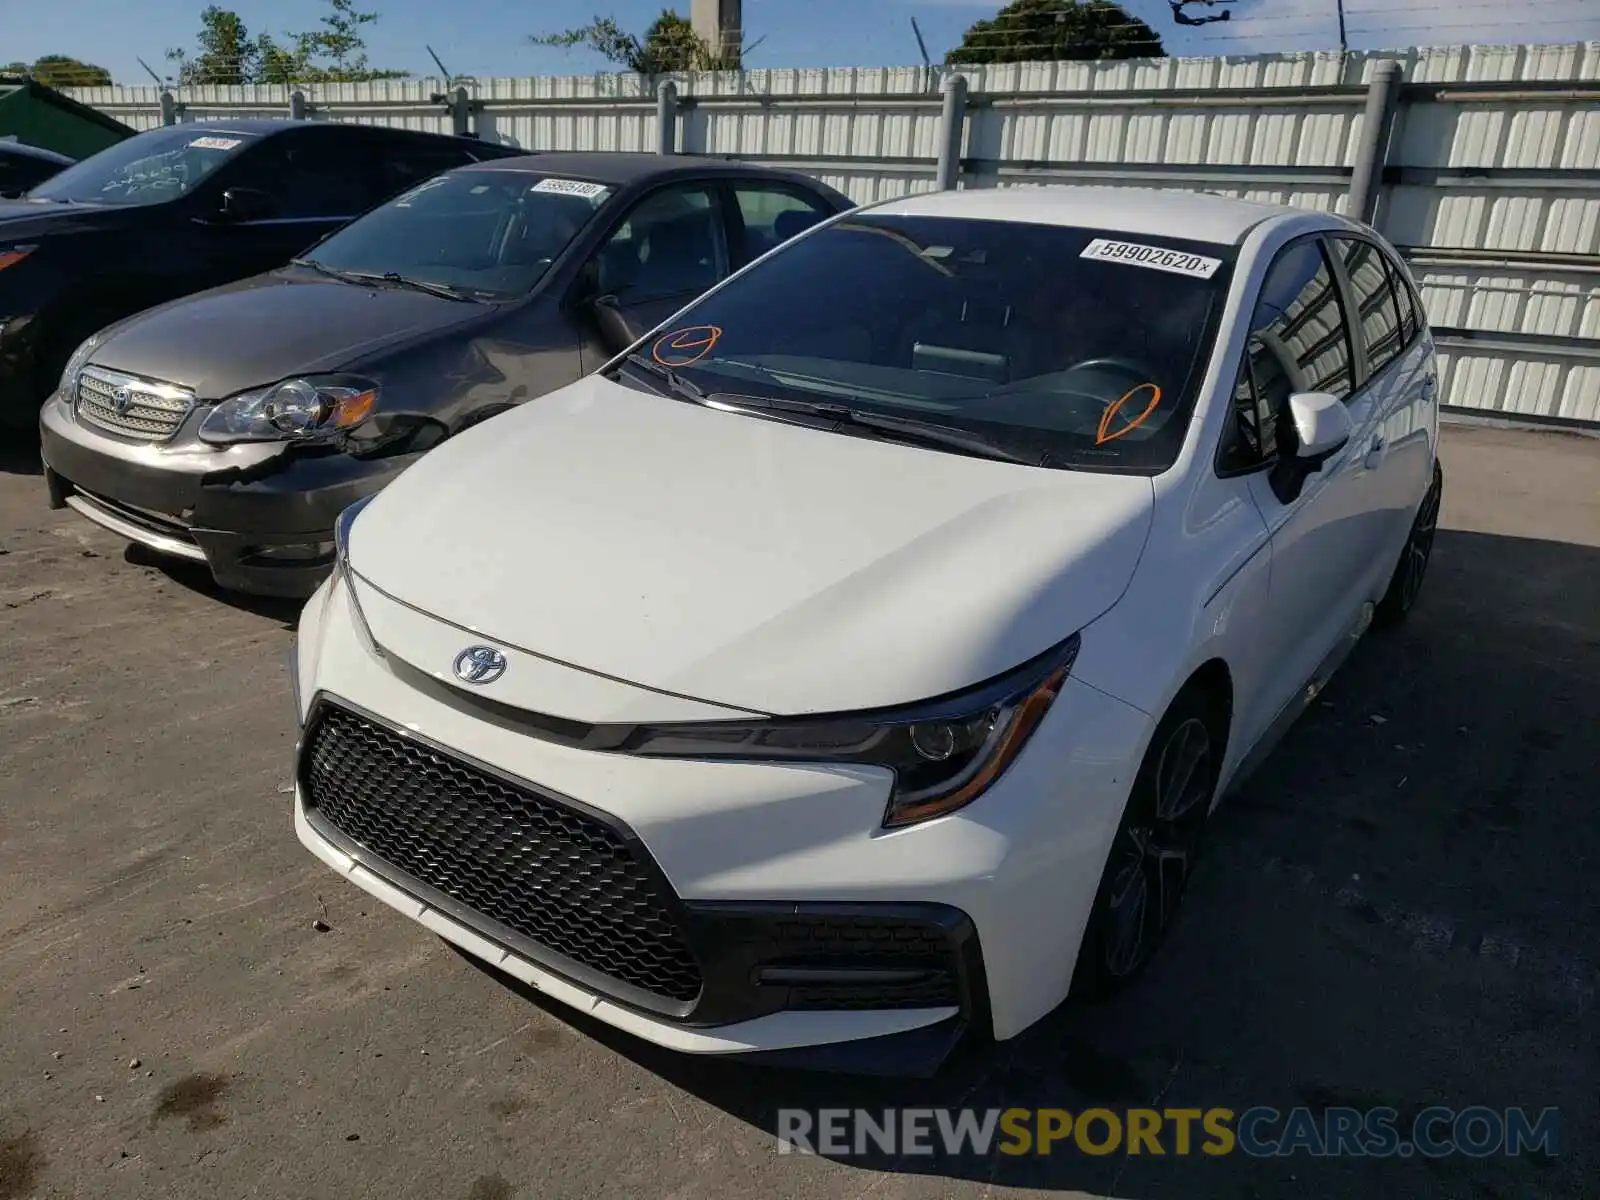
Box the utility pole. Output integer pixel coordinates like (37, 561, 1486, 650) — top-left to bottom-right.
(691, 0, 742, 65)
(1337, 0, 1349, 52)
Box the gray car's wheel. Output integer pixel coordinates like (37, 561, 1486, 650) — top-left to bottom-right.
(1376, 459, 1443, 626)
(1071, 686, 1223, 999)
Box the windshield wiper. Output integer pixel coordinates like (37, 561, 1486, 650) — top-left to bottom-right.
(616, 351, 706, 404)
(289, 257, 364, 284)
(342, 270, 474, 302)
(708, 394, 1034, 466)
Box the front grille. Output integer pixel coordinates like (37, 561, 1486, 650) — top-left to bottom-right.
(766, 915, 962, 1010)
(75, 367, 195, 442)
(302, 705, 704, 1005)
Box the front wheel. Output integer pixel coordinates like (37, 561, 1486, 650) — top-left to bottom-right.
(1071, 687, 1223, 1000)
(1375, 459, 1443, 626)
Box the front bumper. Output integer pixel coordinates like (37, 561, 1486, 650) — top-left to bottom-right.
(292, 572, 1153, 1064)
(40, 391, 419, 598)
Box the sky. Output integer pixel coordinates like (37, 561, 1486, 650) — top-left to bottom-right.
(5, 0, 1598, 85)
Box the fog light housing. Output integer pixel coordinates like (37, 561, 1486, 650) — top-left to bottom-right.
(247, 541, 336, 564)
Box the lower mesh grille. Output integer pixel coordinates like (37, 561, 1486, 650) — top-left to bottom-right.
(301, 705, 704, 1005)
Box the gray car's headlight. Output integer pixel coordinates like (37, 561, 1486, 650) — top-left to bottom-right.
(59, 331, 100, 393)
(199, 375, 379, 444)
(620, 634, 1079, 828)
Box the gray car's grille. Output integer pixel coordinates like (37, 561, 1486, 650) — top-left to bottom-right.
(75, 367, 195, 442)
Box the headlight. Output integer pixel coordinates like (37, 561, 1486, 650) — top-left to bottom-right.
(59, 330, 100, 393)
(0, 245, 36, 273)
(620, 634, 1080, 828)
(199, 375, 378, 444)
(332, 495, 382, 658)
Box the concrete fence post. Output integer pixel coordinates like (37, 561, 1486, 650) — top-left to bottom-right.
(656, 80, 679, 155)
(289, 90, 308, 121)
(159, 91, 177, 127)
(935, 73, 968, 191)
(1348, 60, 1403, 227)
(449, 87, 471, 137)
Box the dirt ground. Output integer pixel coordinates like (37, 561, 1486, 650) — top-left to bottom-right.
(0, 422, 1595, 1200)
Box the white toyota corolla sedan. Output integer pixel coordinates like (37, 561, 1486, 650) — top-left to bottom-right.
(291, 186, 1442, 1073)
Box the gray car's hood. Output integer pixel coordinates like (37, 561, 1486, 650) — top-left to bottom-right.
(87, 271, 487, 399)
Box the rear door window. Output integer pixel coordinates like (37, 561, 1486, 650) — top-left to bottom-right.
(1336, 237, 1405, 378)
(731, 184, 834, 264)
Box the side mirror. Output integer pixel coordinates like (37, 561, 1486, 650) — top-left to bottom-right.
(591, 293, 640, 356)
(1288, 392, 1352, 464)
(217, 186, 275, 223)
(1270, 392, 1351, 504)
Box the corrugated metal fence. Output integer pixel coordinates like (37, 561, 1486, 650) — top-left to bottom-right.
(67, 41, 1600, 426)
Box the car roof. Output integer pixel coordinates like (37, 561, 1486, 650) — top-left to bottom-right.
(135, 118, 484, 145)
(870, 186, 1317, 246)
(464, 150, 811, 185)
(0, 140, 73, 165)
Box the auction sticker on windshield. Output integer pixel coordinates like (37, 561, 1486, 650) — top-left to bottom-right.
(531, 178, 609, 198)
(188, 136, 243, 151)
(1081, 238, 1222, 279)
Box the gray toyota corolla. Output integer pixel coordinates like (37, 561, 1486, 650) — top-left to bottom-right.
(40, 151, 850, 596)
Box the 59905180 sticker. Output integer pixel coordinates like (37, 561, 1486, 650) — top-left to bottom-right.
(1080, 238, 1222, 280)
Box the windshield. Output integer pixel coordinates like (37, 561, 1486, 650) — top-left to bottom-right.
(299, 170, 613, 299)
(611, 213, 1235, 472)
(29, 127, 260, 206)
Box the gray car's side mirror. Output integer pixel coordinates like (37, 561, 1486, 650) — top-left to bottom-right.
(592, 293, 640, 356)
(1270, 391, 1352, 504)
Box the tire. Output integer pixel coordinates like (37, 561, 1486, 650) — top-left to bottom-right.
(1071, 685, 1225, 1000)
(1375, 458, 1444, 627)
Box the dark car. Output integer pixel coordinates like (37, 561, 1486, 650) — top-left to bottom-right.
(0, 140, 73, 198)
(0, 119, 524, 429)
(40, 151, 854, 597)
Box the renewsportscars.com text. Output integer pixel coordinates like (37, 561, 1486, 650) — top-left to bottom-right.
(776, 1106, 1560, 1159)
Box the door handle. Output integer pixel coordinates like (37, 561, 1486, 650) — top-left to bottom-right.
(1420, 375, 1437, 403)
(1364, 437, 1386, 470)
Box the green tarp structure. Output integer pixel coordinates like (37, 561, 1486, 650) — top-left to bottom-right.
(0, 77, 134, 160)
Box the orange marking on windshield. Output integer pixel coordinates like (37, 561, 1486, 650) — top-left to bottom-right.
(652, 325, 722, 367)
(1096, 383, 1163, 445)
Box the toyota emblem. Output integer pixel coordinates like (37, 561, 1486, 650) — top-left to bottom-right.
(453, 645, 508, 685)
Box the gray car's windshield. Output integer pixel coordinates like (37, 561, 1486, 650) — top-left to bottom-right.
(299, 170, 613, 299)
(612, 213, 1235, 473)
(29, 127, 261, 206)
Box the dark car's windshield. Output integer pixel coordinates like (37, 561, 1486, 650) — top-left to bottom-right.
(612, 213, 1235, 473)
(299, 169, 613, 299)
(29, 127, 260, 206)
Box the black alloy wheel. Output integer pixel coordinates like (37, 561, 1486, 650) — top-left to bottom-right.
(1074, 689, 1222, 998)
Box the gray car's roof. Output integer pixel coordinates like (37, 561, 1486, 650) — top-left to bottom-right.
(466, 150, 803, 184)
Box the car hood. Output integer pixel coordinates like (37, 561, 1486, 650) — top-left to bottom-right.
(348, 374, 1155, 717)
(87, 272, 486, 399)
(0, 198, 108, 238)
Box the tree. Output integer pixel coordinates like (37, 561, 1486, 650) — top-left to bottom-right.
(531, 8, 745, 74)
(3, 55, 113, 87)
(163, 0, 408, 86)
(294, 0, 407, 81)
(165, 6, 260, 86)
(946, 0, 1164, 65)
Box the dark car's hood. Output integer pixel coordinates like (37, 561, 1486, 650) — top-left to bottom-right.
(0, 199, 110, 238)
(86, 271, 488, 399)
